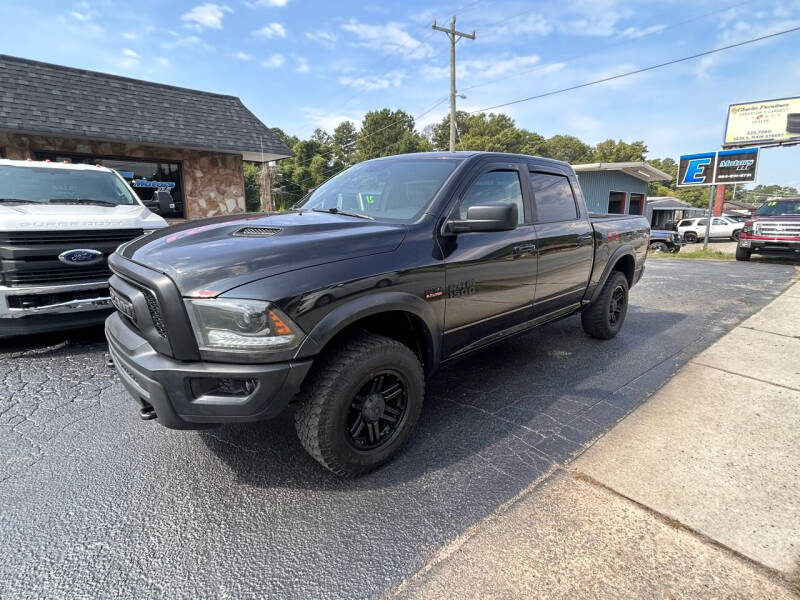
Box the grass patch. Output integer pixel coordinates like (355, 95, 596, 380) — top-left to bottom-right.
(650, 248, 733, 261)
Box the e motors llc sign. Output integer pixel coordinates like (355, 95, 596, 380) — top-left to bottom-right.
(677, 148, 759, 187)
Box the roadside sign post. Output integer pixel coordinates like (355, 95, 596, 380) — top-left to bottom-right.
(678, 148, 759, 249)
(703, 185, 715, 251)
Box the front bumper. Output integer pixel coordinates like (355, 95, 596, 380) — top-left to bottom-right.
(739, 237, 800, 254)
(0, 280, 112, 338)
(105, 312, 312, 429)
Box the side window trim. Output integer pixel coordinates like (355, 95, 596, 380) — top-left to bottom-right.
(528, 168, 580, 224)
(450, 162, 528, 225)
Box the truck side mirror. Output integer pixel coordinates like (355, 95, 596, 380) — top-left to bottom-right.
(445, 201, 518, 234)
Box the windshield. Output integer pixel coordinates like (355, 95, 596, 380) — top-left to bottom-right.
(297, 157, 462, 222)
(756, 200, 800, 217)
(0, 165, 139, 206)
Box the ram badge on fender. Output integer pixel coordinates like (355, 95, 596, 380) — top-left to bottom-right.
(104, 152, 650, 477)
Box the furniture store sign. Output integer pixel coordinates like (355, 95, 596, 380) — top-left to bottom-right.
(677, 148, 759, 187)
(724, 97, 800, 147)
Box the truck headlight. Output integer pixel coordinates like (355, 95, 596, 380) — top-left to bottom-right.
(185, 298, 302, 354)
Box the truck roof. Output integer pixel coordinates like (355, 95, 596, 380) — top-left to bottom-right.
(0, 158, 116, 173)
(367, 151, 572, 168)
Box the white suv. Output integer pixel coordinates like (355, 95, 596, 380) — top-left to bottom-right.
(677, 217, 743, 243)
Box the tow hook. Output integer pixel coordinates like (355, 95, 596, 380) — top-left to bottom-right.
(139, 406, 158, 421)
(104, 353, 115, 368)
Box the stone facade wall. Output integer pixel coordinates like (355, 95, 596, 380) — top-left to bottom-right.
(0, 132, 245, 220)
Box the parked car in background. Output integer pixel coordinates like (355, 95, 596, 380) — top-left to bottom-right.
(105, 151, 650, 477)
(677, 216, 743, 243)
(737, 198, 800, 261)
(648, 229, 681, 253)
(0, 159, 168, 338)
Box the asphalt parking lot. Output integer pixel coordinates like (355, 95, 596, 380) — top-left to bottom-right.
(1, 259, 797, 599)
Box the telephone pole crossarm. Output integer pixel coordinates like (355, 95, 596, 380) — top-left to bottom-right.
(432, 16, 476, 151)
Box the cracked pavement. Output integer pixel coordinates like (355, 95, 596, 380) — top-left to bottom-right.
(0, 260, 796, 599)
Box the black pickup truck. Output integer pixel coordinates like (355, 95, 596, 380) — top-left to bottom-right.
(105, 152, 650, 476)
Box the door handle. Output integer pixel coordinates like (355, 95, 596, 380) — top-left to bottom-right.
(513, 243, 536, 254)
(577, 233, 593, 242)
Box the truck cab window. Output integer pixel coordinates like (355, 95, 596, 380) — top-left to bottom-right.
(458, 170, 524, 224)
(530, 172, 579, 222)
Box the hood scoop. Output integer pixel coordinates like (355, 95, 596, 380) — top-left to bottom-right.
(233, 226, 282, 237)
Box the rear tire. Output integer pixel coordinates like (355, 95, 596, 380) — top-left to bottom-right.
(732, 230, 742, 241)
(684, 232, 698, 243)
(735, 247, 751, 261)
(581, 271, 629, 340)
(294, 332, 424, 477)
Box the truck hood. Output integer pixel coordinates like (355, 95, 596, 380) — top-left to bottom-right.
(0, 203, 167, 231)
(119, 211, 408, 296)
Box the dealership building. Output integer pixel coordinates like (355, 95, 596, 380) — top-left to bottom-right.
(0, 54, 292, 220)
(573, 162, 671, 216)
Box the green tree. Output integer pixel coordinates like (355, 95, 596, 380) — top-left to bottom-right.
(332, 120, 359, 166)
(242, 161, 262, 212)
(431, 112, 546, 155)
(356, 109, 430, 160)
(540, 135, 594, 163)
(593, 139, 648, 162)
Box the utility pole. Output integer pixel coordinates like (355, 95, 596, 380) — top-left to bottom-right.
(433, 16, 475, 152)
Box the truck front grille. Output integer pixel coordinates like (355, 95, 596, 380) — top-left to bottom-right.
(0, 229, 144, 288)
(756, 223, 800, 236)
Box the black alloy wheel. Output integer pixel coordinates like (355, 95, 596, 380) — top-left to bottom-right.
(609, 284, 626, 325)
(684, 232, 698, 243)
(346, 371, 408, 450)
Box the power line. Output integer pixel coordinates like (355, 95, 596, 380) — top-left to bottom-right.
(459, 0, 753, 94)
(469, 25, 800, 113)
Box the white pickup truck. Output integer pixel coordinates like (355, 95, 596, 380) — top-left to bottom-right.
(0, 159, 168, 338)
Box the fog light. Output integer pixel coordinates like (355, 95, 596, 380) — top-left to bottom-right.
(190, 377, 258, 398)
(739, 239, 750, 248)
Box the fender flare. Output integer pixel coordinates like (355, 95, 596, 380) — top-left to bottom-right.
(589, 244, 636, 304)
(294, 291, 442, 371)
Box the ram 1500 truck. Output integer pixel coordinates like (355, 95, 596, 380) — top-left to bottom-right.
(105, 152, 650, 476)
(737, 198, 800, 260)
(0, 159, 167, 338)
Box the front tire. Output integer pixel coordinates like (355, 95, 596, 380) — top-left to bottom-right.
(649, 241, 668, 253)
(684, 232, 698, 243)
(294, 332, 424, 477)
(581, 271, 629, 340)
(735, 247, 751, 261)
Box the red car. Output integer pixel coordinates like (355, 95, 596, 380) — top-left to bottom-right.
(737, 198, 800, 261)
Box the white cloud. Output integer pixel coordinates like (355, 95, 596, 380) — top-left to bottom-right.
(181, 3, 232, 31)
(619, 24, 666, 40)
(253, 22, 286, 38)
(234, 51, 253, 60)
(122, 48, 140, 59)
(121, 31, 138, 40)
(339, 70, 405, 91)
(484, 14, 552, 39)
(160, 34, 215, 52)
(69, 10, 92, 21)
(156, 57, 170, 67)
(118, 48, 140, 70)
(340, 19, 433, 59)
(423, 54, 541, 80)
(246, 0, 289, 6)
(301, 107, 362, 132)
(306, 29, 337, 46)
(261, 53, 285, 68)
(295, 57, 310, 74)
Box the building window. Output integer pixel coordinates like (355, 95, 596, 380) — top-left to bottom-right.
(608, 191, 626, 214)
(35, 152, 184, 219)
(628, 193, 644, 215)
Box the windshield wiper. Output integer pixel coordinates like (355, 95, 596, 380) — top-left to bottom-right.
(47, 198, 118, 207)
(312, 207, 374, 220)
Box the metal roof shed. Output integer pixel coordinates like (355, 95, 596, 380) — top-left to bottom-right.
(573, 162, 671, 216)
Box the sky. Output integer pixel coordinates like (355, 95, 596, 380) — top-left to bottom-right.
(1, 0, 799, 189)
